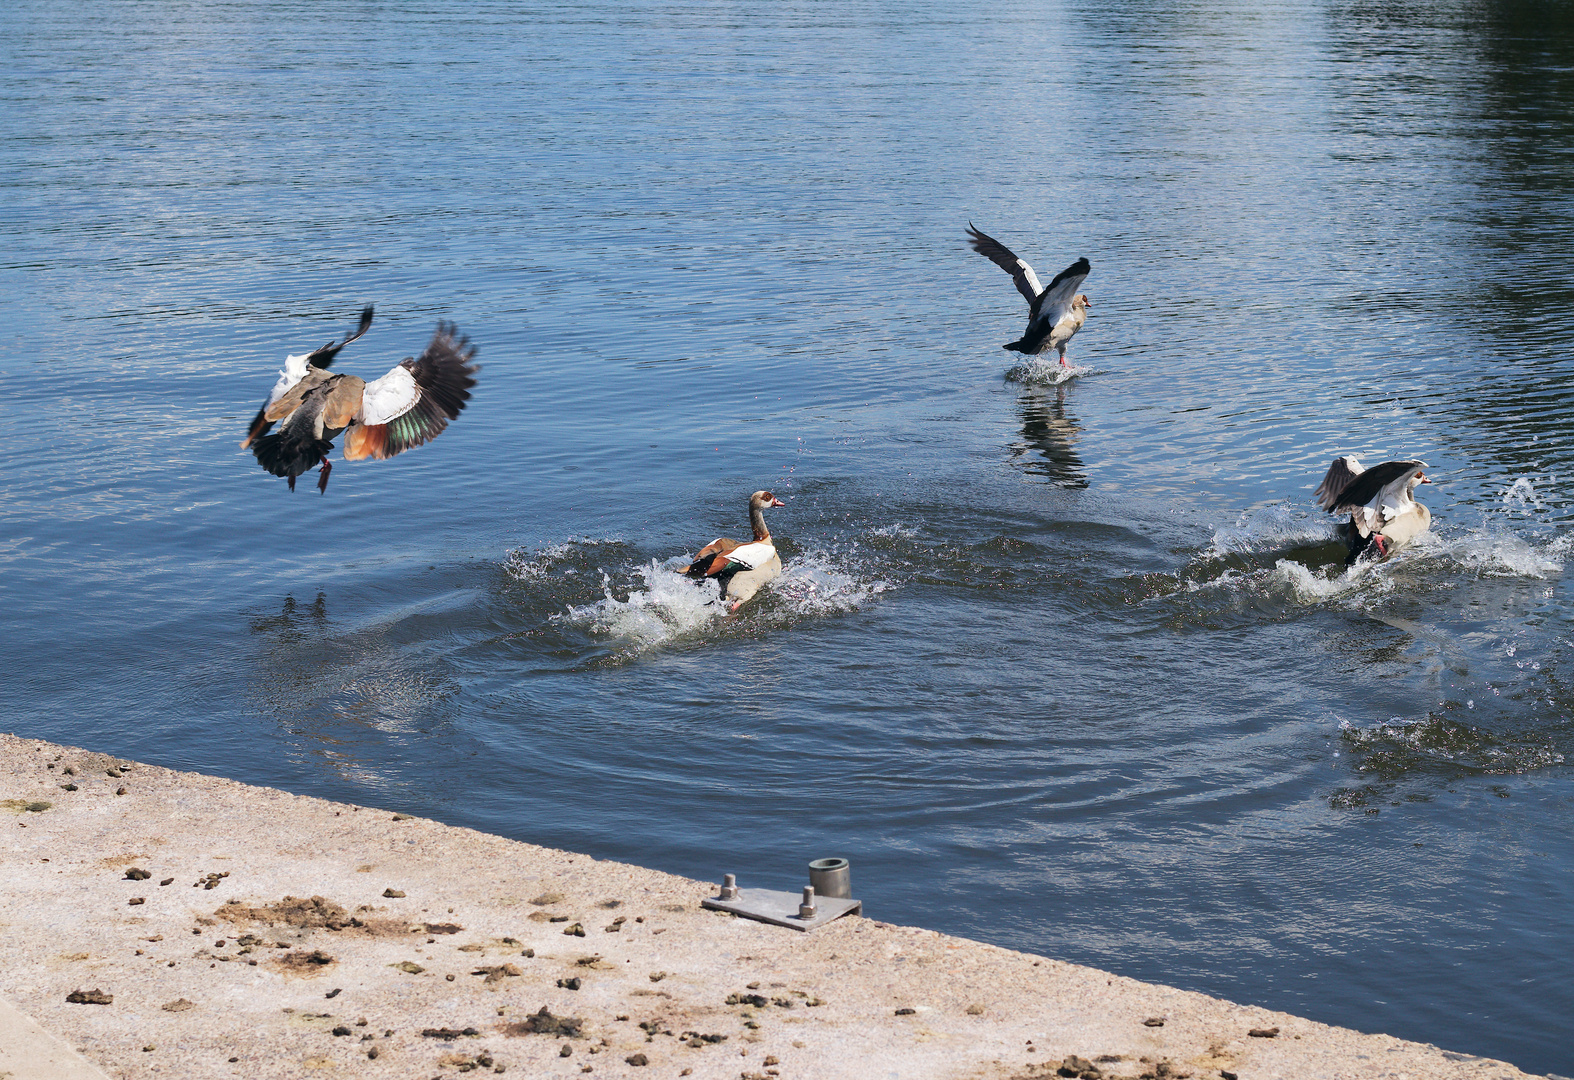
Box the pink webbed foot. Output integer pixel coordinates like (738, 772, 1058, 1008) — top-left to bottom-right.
(316, 458, 332, 494)
(1373, 534, 1388, 558)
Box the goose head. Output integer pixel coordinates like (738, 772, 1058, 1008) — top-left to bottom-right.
(746, 489, 785, 542)
(1073, 293, 1091, 310)
(1406, 464, 1432, 495)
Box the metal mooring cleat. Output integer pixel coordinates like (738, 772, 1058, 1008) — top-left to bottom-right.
(701, 861, 861, 932)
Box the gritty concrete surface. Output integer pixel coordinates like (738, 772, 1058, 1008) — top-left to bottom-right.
(0, 732, 1540, 1080)
(0, 992, 114, 1080)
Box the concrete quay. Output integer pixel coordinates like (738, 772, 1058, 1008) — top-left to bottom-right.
(0, 732, 1539, 1080)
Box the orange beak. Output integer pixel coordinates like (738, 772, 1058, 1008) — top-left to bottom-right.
(771, 497, 786, 507)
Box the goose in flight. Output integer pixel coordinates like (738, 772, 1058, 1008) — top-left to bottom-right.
(240, 309, 478, 492)
(1314, 456, 1432, 564)
(679, 490, 786, 612)
(966, 224, 1091, 365)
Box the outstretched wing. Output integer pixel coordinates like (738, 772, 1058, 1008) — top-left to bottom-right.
(1314, 455, 1364, 512)
(1035, 258, 1091, 326)
(1323, 459, 1422, 515)
(966, 223, 1044, 305)
(241, 305, 374, 448)
(344, 321, 479, 461)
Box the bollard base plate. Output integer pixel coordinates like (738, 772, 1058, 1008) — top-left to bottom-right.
(702, 887, 861, 931)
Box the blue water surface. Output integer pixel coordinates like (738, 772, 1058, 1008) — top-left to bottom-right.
(4, 1, 1574, 1073)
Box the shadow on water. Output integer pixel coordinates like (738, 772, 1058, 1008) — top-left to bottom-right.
(1010, 383, 1087, 488)
(248, 591, 329, 644)
(244, 591, 463, 773)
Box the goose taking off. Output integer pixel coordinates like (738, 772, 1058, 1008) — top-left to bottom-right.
(679, 490, 786, 612)
(241, 310, 479, 493)
(1314, 456, 1432, 565)
(966, 224, 1091, 365)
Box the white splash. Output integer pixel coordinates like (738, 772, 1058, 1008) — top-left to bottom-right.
(504, 538, 620, 581)
(556, 561, 723, 646)
(1179, 557, 1386, 605)
(553, 545, 894, 651)
(1500, 477, 1544, 510)
(1428, 528, 1568, 580)
(1005, 358, 1097, 385)
(1262, 558, 1388, 603)
(770, 548, 893, 613)
(1206, 505, 1337, 558)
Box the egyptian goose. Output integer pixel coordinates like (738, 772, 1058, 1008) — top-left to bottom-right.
(240, 308, 478, 492)
(679, 490, 786, 612)
(966, 224, 1091, 365)
(1314, 456, 1433, 565)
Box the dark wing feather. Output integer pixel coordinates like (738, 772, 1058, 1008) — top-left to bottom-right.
(1314, 456, 1364, 511)
(1324, 459, 1423, 514)
(966, 223, 1042, 306)
(370, 321, 480, 458)
(1011, 321, 1054, 355)
(407, 321, 478, 420)
(242, 403, 273, 448)
(304, 305, 374, 369)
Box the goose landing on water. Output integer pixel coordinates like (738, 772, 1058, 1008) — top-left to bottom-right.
(240, 308, 478, 493)
(1314, 455, 1433, 565)
(966, 224, 1091, 366)
(679, 490, 786, 612)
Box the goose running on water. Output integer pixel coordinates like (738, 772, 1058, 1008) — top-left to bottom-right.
(679, 490, 786, 612)
(241, 307, 479, 492)
(1314, 455, 1432, 565)
(966, 223, 1091, 366)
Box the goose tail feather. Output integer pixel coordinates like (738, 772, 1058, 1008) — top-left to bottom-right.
(253, 428, 334, 481)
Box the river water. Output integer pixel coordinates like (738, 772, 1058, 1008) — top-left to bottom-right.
(5, 1, 1573, 1073)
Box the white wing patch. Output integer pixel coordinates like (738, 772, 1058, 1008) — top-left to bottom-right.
(722, 541, 775, 570)
(1038, 271, 1089, 327)
(1376, 469, 1421, 523)
(358, 364, 420, 425)
(1017, 260, 1044, 301)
